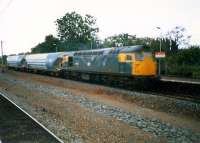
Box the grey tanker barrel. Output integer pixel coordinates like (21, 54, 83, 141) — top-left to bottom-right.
(7, 54, 26, 68)
(25, 52, 64, 71)
(25, 53, 49, 70)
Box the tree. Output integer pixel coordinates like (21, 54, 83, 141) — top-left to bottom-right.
(103, 34, 163, 52)
(103, 33, 137, 47)
(166, 26, 191, 52)
(149, 38, 177, 54)
(31, 35, 60, 53)
(55, 12, 99, 44)
(0, 55, 7, 66)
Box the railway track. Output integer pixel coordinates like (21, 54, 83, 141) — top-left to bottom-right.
(70, 75, 200, 103)
(5, 69, 200, 103)
(113, 80, 200, 103)
(143, 80, 200, 103)
(0, 92, 63, 143)
(59, 72, 200, 103)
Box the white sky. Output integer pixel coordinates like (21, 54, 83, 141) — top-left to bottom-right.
(0, 0, 200, 55)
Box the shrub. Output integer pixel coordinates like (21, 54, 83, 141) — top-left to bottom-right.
(164, 47, 200, 79)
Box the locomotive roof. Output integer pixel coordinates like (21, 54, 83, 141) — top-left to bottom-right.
(74, 45, 144, 56)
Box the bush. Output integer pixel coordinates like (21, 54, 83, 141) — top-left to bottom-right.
(192, 68, 200, 79)
(164, 46, 200, 79)
(166, 65, 200, 79)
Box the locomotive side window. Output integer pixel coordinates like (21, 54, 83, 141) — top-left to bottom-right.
(135, 52, 144, 61)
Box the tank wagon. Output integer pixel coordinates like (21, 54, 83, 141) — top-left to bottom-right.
(25, 52, 64, 73)
(61, 45, 157, 82)
(7, 52, 65, 74)
(7, 54, 26, 69)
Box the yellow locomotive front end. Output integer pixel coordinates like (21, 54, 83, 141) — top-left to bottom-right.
(118, 49, 157, 79)
(132, 52, 157, 77)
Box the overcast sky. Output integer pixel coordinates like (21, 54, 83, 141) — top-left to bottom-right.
(0, 0, 200, 55)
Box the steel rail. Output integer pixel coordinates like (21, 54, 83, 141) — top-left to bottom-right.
(0, 91, 64, 143)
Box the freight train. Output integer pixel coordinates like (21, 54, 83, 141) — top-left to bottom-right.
(6, 45, 158, 85)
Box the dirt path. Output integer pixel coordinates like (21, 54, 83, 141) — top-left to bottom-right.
(0, 71, 200, 143)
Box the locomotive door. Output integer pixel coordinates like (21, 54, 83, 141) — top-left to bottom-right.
(68, 56, 73, 67)
(119, 63, 126, 73)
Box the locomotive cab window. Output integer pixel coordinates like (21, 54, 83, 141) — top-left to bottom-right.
(135, 52, 144, 61)
(126, 55, 132, 61)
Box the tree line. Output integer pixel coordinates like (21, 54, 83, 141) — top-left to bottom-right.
(29, 11, 200, 79)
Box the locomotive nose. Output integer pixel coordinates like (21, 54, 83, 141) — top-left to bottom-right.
(132, 53, 157, 77)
